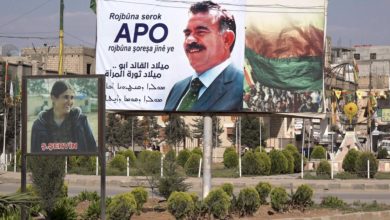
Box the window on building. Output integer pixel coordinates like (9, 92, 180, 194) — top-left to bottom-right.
(354, 53, 360, 60)
(370, 53, 376, 60)
(226, 127, 234, 139)
(87, 63, 91, 75)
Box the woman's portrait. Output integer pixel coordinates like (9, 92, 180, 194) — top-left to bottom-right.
(27, 78, 98, 154)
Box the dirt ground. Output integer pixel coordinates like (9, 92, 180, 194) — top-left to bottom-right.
(131, 207, 341, 220)
(130, 198, 342, 220)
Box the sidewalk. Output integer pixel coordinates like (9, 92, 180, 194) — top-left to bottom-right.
(1, 171, 390, 191)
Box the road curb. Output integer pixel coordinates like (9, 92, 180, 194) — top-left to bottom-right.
(281, 210, 390, 220)
(1, 173, 390, 192)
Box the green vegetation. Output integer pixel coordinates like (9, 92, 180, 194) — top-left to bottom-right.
(167, 192, 195, 220)
(355, 152, 378, 178)
(291, 184, 313, 211)
(236, 187, 260, 216)
(270, 187, 289, 212)
(255, 182, 272, 205)
(177, 149, 192, 167)
(342, 149, 360, 173)
(204, 188, 230, 219)
(184, 153, 201, 176)
(107, 192, 137, 220)
(310, 145, 326, 159)
(223, 148, 239, 168)
(269, 149, 288, 174)
(316, 160, 331, 177)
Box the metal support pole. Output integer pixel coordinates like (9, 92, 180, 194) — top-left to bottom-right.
(259, 117, 262, 151)
(370, 126, 373, 153)
(96, 156, 99, 176)
(2, 108, 8, 170)
(127, 157, 130, 177)
(65, 156, 67, 174)
(239, 117, 242, 177)
(131, 118, 134, 152)
(198, 158, 202, 178)
(301, 119, 305, 179)
(367, 159, 370, 179)
(331, 161, 334, 180)
(161, 155, 164, 177)
(14, 154, 17, 172)
(202, 115, 212, 198)
(14, 105, 17, 173)
(308, 123, 311, 161)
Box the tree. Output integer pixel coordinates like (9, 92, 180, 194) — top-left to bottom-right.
(119, 116, 144, 148)
(232, 115, 267, 149)
(139, 116, 161, 145)
(29, 156, 66, 217)
(165, 115, 190, 151)
(69, 78, 98, 97)
(0, 65, 21, 157)
(105, 113, 122, 151)
(27, 79, 48, 95)
(158, 149, 190, 199)
(191, 116, 223, 147)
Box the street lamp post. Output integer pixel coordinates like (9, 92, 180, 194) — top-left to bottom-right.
(328, 131, 335, 158)
(328, 131, 335, 180)
(1, 110, 7, 171)
(259, 117, 262, 152)
(371, 125, 380, 153)
(301, 118, 305, 179)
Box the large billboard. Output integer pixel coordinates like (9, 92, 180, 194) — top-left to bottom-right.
(96, 0, 326, 113)
(23, 76, 104, 155)
(244, 0, 325, 113)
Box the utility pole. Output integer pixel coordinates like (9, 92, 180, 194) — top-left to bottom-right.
(131, 117, 134, 152)
(259, 117, 262, 151)
(368, 61, 373, 152)
(58, 0, 64, 75)
(202, 115, 212, 198)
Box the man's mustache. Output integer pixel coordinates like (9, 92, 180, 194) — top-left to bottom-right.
(185, 42, 206, 52)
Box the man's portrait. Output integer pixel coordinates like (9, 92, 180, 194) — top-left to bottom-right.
(164, 0, 244, 112)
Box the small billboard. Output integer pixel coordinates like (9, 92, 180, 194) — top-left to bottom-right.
(22, 75, 105, 155)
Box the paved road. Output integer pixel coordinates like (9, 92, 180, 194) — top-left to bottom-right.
(2, 181, 390, 204)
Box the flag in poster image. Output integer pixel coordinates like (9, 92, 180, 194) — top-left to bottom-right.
(244, 0, 326, 113)
(96, 0, 245, 112)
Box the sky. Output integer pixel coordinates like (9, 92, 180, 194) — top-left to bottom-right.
(0, 0, 389, 52)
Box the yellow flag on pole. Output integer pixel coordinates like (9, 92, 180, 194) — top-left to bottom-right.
(334, 90, 341, 99)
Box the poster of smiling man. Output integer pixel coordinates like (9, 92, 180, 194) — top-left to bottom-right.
(96, 0, 245, 112)
(24, 76, 103, 155)
(96, 0, 326, 113)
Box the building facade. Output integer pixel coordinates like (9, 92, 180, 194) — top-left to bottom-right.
(21, 46, 96, 75)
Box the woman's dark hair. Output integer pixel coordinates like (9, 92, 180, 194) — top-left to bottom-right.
(50, 80, 75, 98)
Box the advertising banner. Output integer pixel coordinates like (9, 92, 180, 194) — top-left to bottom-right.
(23, 76, 103, 155)
(96, 0, 326, 113)
(244, 0, 325, 113)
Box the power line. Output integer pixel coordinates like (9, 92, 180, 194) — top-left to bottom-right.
(0, 35, 57, 40)
(0, 0, 54, 29)
(0, 31, 55, 35)
(104, 0, 325, 13)
(64, 32, 95, 47)
(0, 34, 94, 47)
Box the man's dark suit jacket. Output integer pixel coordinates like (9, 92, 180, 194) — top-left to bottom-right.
(164, 64, 243, 112)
